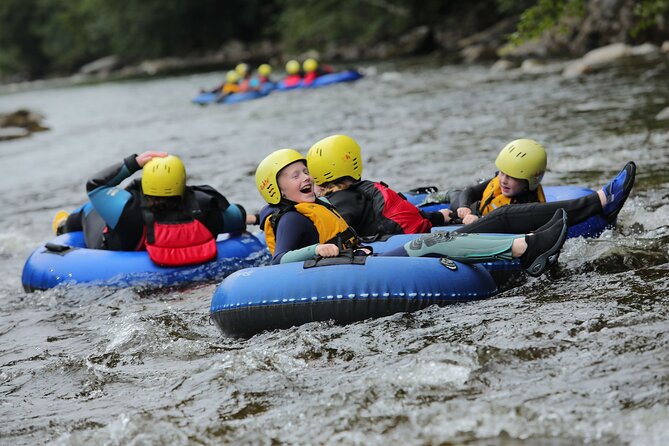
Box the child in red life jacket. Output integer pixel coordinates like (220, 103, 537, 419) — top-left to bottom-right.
(282, 60, 303, 88)
(306, 135, 453, 240)
(255, 148, 569, 277)
(257, 64, 273, 85)
(301, 58, 334, 85)
(55, 152, 252, 267)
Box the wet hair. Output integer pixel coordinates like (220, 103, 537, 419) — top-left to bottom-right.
(145, 195, 184, 211)
(318, 176, 356, 196)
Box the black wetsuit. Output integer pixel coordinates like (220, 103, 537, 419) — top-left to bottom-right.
(325, 180, 446, 238)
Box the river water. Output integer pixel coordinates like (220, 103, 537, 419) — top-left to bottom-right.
(1, 58, 668, 445)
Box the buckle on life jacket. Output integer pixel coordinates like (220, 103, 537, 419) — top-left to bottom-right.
(303, 250, 368, 269)
(325, 227, 358, 251)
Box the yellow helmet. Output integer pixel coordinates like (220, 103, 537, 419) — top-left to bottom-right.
(258, 63, 272, 77)
(306, 135, 362, 186)
(142, 155, 186, 197)
(495, 139, 547, 191)
(303, 58, 318, 73)
(226, 70, 239, 83)
(285, 60, 300, 75)
(235, 63, 249, 76)
(255, 149, 306, 204)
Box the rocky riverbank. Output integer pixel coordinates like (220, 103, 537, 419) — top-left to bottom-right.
(0, 109, 49, 141)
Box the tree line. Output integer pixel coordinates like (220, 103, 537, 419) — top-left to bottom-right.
(0, 0, 666, 80)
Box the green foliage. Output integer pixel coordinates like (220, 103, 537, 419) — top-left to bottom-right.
(0, 0, 48, 77)
(631, 0, 669, 36)
(1, 0, 666, 80)
(508, 0, 585, 46)
(276, 0, 413, 50)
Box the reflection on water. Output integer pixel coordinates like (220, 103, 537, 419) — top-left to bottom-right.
(0, 59, 668, 445)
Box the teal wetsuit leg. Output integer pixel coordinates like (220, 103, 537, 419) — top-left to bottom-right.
(403, 231, 521, 263)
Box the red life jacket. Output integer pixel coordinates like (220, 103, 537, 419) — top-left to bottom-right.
(137, 218, 217, 267)
(283, 74, 302, 87)
(137, 196, 218, 267)
(355, 181, 432, 235)
(303, 72, 318, 85)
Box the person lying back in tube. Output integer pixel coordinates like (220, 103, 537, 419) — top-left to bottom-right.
(53, 152, 253, 267)
(452, 138, 636, 235)
(254, 148, 569, 277)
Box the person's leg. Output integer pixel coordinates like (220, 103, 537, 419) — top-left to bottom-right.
(601, 161, 636, 223)
(402, 231, 519, 262)
(456, 193, 600, 234)
(383, 209, 568, 277)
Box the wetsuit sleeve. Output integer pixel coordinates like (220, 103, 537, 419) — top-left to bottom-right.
(425, 211, 446, 227)
(86, 154, 141, 230)
(271, 212, 320, 264)
(327, 189, 365, 228)
(220, 203, 247, 233)
(279, 244, 318, 264)
(458, 179, 490, 212)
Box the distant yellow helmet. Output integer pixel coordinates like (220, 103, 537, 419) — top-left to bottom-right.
(226, 70, 240, 83)
(285, 60, 300, 75)
(495, 139, 547, 191)
(235, 63, 249, 76)
(258, 63, 272, 77)
(303, 58, 318, 73)
(142, 155, 186, 197)
(306, 135, 362, 186)
(256, 149, 306, 204)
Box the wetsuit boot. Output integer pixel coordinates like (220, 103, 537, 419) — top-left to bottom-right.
(520, 209, 568, 277)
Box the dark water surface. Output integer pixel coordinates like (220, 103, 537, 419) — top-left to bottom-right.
(1, 59, 668, 445)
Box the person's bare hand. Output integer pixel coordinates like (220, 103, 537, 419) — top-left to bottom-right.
(457, 207, 472, 219)
(462, 214, 479, 225)
(136, 151, 168, 167)
(316, 243, 339, 258)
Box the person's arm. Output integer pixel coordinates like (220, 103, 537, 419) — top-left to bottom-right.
(424, 209, 452, 226)
(86, 152, 166, 229)
(220, 203, 247, 232)
(458, 180, 489, 208)
(456, 178, 490, 219)
(271, 212, 321, 264)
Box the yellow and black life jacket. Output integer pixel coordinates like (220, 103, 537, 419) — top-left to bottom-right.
(478, 176, 546, 216)
(264, 200, 358, 255)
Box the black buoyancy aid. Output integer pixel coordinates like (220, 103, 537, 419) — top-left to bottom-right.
(263, 200, 357, 255)
(354, 181, 432, 235)
(138, 192, 217, 267)
(478, 176, 546, 216)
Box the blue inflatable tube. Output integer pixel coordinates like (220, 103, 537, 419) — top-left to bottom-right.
(192, 83, 275, 105)
(276, 70, 363, 91)
(22, 231, 270, 292)
(210, 255, 499, 336)
(405, 185, 608, 239)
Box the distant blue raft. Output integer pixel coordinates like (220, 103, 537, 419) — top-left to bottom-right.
(192, 83, 275, 105)
(22, 231, 270, 292)
(276, 70, 363, 91)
